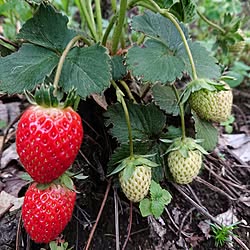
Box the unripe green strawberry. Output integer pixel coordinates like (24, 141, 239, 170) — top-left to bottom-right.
(22, 182, 76, 243)
(168, 150, 202, 184)
(119, 165, 151, 203)
(189, 84, 233, 123)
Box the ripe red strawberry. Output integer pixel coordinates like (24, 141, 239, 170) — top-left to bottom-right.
(16, 104, 83, 183)
(22, 182, 76, 243)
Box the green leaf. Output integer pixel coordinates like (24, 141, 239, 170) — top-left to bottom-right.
(177, 41, 221, 79)
(151, 199, 165, 218)
(139, 198, 152, 217)
(152, 83, 179, 115)
(18, 4, 76, 51)
(150, 180, 172, 204)
(153, 0, 177, 9)
(104, 102, 166, 144)
(111, 55, 127, 80)
(127, 11, 189, 83)
(58, 44, 111, 99)
(0, 44, 58, 94)
(193, 112, 218, 151)
(170, 0, 197, 23)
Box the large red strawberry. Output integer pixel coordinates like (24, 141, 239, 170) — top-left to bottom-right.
(22, 182, 76, 243)
(16, 86, 83, 183)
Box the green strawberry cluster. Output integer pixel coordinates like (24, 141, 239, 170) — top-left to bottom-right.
(16, 86, 83, 243)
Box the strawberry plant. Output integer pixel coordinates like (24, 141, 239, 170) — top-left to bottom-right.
(0, 0, 246, 248)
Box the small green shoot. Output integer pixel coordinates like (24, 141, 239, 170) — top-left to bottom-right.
(210, 222, 240, 247)
(139, 180, 172, 218)
(220, 115, 235, 134)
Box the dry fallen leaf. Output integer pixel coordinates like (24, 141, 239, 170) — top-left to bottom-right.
(0, 191, 24, 215)
(0, 143, 19, 169)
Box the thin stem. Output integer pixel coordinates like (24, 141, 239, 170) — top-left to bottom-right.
(172, 84, 186, 139)
(122, 201, 133, 250)
(95, 0, 103, 40)
(102, 14, 118, 46)
(111, 80, 134, 158)
(86, 0, 97, 36)
(119, 80, 137, 103)
(162, 11, 198, 80)
(53, 35, 91, 96)
(112, 0, 128, 55)
(111, 0, 117, 13)
(197, 9, 226, 34)
(84, 179, 112, 250)
(78, 0, 98, 41)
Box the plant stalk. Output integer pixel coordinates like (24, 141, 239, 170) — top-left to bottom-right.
(111, 80, 134, 158)
(95, 0, 103, 40)
(172, 84, 186, 139)
(102, 14, 118, 46)
(119, 80, 137, 103)
(112, 0, 128, 55)
(78, 0, 98, 41)
(197, 9, 226, 34)
(53, 35, 91, 96)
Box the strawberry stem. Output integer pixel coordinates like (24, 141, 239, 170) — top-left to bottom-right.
(197, 9, 226, 34)
(95, 0, 103, 41)
(172, 84, 186, 139)
(53, 35, 91, 97)
(112, 0, 127, 55)
(111, 80, 134, 158)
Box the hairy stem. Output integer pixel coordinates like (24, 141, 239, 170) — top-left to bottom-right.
(197, 9, 226, 34)
(53, 35, 91, 96)
(102, 14, 118, 46)
(95, 0, 103, 40)
(78, 0, 98, 41)
(119, 80, 137, 103)
(112, 0, 128, 55)
(111, 80, 134, 158)
(172, 84, 186, 139)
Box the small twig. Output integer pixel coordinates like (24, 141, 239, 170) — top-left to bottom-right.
(15, 211, 22, 250)
(186, 184, 203, 207)
(178, 207, 196, 238)
(122, 201, 133, 250)
(165, 207, 192, 237)
(172, 183, 250, 250)
(203, 164, 249, 190)
(114, 188, 120, 250)
(195, 177, 237, 201)
(84, 179, 112, 250)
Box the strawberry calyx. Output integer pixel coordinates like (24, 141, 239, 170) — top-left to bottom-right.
(35, 172, 76, 192)
(165, 137, 208, 158)
(25, 84, 79, 109)
(180, 78, 227, 105)
(108, 154, 158, 182)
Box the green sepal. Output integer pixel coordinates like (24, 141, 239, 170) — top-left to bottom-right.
(34, 84, 60, 107)
(165, 137, 208, 157)
(58, 173, 75, 191)
(107, 154, 158, 177)
(180, 78, 226, 105)
(36, 183, 51, 190)
(63, 88, 79, 109)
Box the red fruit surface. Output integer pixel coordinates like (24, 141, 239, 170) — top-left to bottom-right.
(22, 182, 76, 243)
(16, 105, 83, 183)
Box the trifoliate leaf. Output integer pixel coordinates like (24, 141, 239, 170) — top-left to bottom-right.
(111, 55, 127, 80)
(18, 4, 77, 51)
(152, 83, 179, 115)
(104, 102, 166, 144)
(58, 44, 111, 99)
(170, 0, 197, 23)
(0, 44, 58, 94)
(139, 198, 152, 217)
(193, 112, 218, 151)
